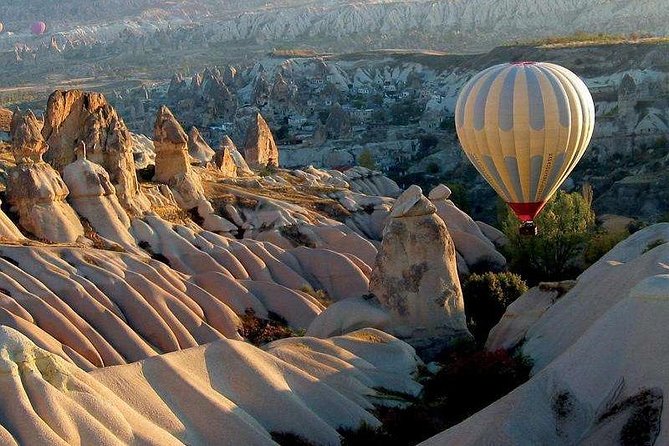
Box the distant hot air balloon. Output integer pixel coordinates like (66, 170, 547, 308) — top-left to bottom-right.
(455, 62, 595, 235)
(0, 23, 4, 34)
(31, 21, 46, 35)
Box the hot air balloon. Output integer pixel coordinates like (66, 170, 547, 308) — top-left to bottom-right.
(0, 23, 4, 34)
(31, 21, 47, 35)
(455, 62, 595, 235)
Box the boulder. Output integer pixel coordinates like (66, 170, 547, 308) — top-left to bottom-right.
(370, 185, 471, 358)
(427, 184, 451, 201)
(41, 90, 148, 213)
(243, 112, 279, 168)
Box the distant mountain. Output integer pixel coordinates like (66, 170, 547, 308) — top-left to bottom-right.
(199, 0, 669, 52)
(2, 0, 666, 52)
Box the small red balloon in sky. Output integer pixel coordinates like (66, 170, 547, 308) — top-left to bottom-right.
(31, 21, 47, 35)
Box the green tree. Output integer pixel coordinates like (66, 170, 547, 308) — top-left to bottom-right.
(501, 186, 595, 282)
(357, 149, 377, 170)
(462, 272, 528, 345)
(274, 124, 290, 141)
(440, 116, 456, 131)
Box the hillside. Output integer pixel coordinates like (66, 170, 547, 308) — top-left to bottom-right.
(1, 0, 667, 52)
(89, 40, 668, 223)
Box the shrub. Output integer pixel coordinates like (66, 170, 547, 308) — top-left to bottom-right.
(419, 134, 439, 152)
(462, 272, 528, 345)
(583, 230, 629, 266)
(643, 239, 666, 254)
(258, 165, 278, 177)
(424, 348, 533, 419)
(239, 309, 303, 346)
(279, 224, 316, 248)
(426, 162, 440, 174)
(340, 347, 532, 446)
(357, 149, 376, 170)
(300, 285, 332, 307)
(439, 117, 456, 131)
(271, 432, 316, 446)
(501, 187, 595, 283)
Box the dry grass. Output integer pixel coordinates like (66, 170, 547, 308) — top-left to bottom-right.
(204, 179, 343, 224)
(151, 205, 191, 224)
(299, 285, 332, 307)
(528, 32, 669, 49)
(0, 108, 12, 133)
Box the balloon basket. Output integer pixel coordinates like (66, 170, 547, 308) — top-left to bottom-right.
(519, 221, 537, 236)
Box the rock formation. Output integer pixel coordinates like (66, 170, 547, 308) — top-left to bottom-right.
(343, 166, 401, 198)
(429, 184, 506, 272)
(187, 126, 215, 165)
(153, 106, 190, 182)
(422, 224, 669, 445)
(130, 132, 155, 169)
(62, 141, 136, 249)
(325, 103, 352, 139)
(8, 109, 47, 163)
(41, 90, 148, 213)
(243, 112, 279, 169)
(213, 137, 238, 176)
(0, 324, 419, 445)
(153, 106, 205, 209)
(369, 185, 470, 358)
(6, 110, 84, 243)
(213, 135, 253, 177)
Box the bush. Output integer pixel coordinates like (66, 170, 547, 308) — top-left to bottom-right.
(419, 134, 439, 152)
(357, 149, 376, 170)
(583, 230, 630, 266)
(501, 187, 595, 283)
(300, 285, 332, 307)
(462, 272, 528, 345)
(424, 348, 533, 419)
(643, 239, 666, 253)
(439, 117, 456, 131)
(426, 162, 440, 174)
(258, 165, 278, 177)
(271, 432, 315, 446)
(340, 347, 532, 446)
(239, 309, 303, 346)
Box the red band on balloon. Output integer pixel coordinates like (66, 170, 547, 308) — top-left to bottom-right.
(507, 201, 546, 222)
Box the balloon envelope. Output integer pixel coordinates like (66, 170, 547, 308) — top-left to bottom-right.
(0, 23, 4, 34)
(455, 62, 595, 222)
(31, 21, 46, 35)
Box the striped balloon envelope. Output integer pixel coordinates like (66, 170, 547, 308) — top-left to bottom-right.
(455, 62, 595, 225)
